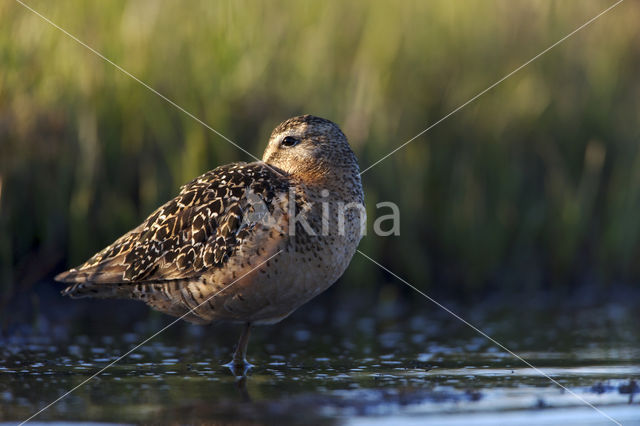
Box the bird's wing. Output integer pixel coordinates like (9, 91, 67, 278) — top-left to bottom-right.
(55, 162, 289, 284)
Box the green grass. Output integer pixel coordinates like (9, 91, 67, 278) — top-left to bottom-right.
(1, 0, 640, 306)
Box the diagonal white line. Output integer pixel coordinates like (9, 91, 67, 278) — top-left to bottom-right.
(359, 0, 625, 176)
(14, 0, 263, 164)
(20, 250, 283, 425)
(356, 249, 621, 425)
(14, 1, 625, 424)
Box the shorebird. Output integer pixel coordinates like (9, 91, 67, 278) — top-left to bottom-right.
(56, 115, 365, 372)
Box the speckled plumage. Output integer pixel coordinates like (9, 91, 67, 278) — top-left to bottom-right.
(56, 116, 365, 332)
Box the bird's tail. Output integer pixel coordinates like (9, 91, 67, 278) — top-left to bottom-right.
(61, 281, 131, 299)
(59, 277, 211, 325)
(56, 266, 143, 299)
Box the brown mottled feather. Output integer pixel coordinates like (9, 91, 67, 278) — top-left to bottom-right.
(56, 162, 288, 286)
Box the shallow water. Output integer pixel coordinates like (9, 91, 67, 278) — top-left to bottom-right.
(1, 293, 639, 425)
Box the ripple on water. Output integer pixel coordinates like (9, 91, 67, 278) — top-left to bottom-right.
(1, 302, 639, 424)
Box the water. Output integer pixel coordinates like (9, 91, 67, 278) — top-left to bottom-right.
(1, 293, 639, 425)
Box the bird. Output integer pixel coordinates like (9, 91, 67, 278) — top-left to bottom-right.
(55, 115, 365, 373)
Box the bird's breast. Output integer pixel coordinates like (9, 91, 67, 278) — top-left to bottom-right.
(196, 181, 364, 324)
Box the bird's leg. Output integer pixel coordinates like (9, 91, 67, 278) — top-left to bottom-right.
(233, 322, 252, 365)
(225, 322, 253, 376)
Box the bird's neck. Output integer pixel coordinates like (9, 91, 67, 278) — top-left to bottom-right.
(295, 165, 364, 205)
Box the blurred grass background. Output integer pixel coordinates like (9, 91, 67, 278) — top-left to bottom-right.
(1, 0, 640, 323)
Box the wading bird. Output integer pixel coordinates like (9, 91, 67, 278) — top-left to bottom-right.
(56, 115, 365, 373)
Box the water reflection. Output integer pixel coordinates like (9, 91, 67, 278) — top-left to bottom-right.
(1, 301, 639, 424)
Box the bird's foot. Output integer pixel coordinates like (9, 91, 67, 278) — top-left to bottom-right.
(223, 358, 254, 377)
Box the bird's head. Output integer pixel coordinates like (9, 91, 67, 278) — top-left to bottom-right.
(262, 115, 359, 181)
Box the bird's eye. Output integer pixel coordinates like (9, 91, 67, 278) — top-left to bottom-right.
(281, 136, 299, 147)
